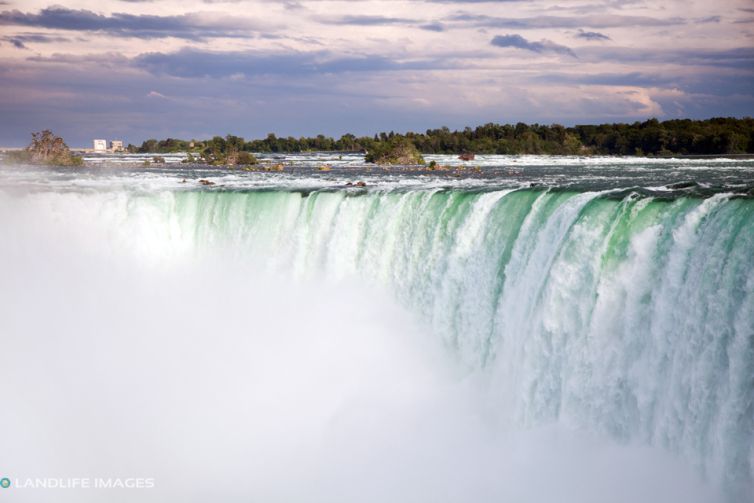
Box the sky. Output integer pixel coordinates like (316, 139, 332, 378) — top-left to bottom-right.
(0, 0, 752, 146)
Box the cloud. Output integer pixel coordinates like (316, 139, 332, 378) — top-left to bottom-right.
(323, 15, 416, 26)
(450, 13, 686, 29)
(420, 22, 445, 32)
(0, 52, 459, 146)
(577, 46, 754, 71)
(1, 48, 752, 148)
(280, 1, 305, 9)
(425, 0, 525, 3)
(6, 37, 25, 49)
(2, 33, 72, 49)
(319, 14, 449, 32)
(536, 72, 673, 88)
(680, 47, 754, 70)
(575, 29, 611, 41)
(0, 7, 266, 40)
(0, 0, 751, 145)
(7, 33, 73, 43)
(491, 34, 576, 57)
(132, 48, 442, 79)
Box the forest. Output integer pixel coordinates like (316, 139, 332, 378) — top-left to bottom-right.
(131, 117, 754, 157)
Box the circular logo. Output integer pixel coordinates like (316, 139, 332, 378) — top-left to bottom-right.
(0, 478, 10, 489)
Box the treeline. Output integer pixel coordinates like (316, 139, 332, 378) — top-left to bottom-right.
(131, 117, 754, 156)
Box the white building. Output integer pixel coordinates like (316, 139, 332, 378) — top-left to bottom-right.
(110, 140, 124, 152)
(93, 139, 107, 152)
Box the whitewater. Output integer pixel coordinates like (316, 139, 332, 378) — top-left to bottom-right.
(0, 155, 752, 502)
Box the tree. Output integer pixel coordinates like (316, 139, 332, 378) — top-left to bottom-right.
(365, 137, 424, 165)
(128, 117, 754, 159)
(19, 130, 83, 166)
(140, 139, 158, 152)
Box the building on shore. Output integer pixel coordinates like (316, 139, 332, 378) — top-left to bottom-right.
(92, 139, 125, 153)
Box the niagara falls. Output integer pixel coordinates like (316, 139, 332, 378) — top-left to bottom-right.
(1, 154, 752, 502)
(1, 0, 754, 501)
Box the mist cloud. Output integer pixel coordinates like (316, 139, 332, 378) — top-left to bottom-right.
(0, 187, 724, 503)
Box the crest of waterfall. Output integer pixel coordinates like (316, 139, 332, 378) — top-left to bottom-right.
(2, 185, 752, 500)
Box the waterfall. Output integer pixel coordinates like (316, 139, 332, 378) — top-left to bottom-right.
(1, 186, 752, 500)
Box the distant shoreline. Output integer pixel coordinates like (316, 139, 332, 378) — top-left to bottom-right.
(4, 149, 753, 159)
(6, 118, 754, 159)
(66, 152, 754, 161)
(3, 151, 754, 167)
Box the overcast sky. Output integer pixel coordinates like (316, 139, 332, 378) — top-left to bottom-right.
(0, 0, 752, 146)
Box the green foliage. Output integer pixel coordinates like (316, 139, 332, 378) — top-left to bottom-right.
(4, 150, 31, 164)
(236, 151, 258, 165)
(199, 135, 258, 166)
(138, 138, 203, 153)
(140, 139, 158, 152)
(7, 130, 83, 166)
(572, 117, 754, 155)
(135, 118, 754, 159)
(365, 138, 424, 164)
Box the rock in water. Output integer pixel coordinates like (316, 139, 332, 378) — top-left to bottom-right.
(14, 130, 83, 166)
(365, 139, 424, 165)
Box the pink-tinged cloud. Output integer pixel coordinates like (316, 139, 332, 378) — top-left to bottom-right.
(0, 0, 751, 145)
